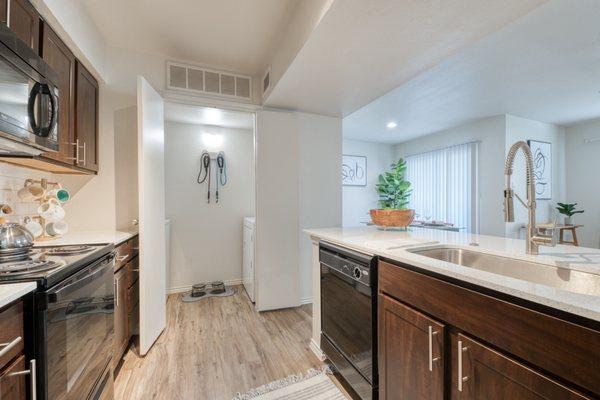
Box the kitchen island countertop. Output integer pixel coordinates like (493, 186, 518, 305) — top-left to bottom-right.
(305, 226, 600, 322)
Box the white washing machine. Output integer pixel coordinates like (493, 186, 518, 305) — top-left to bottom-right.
(242, 217, 255, 302)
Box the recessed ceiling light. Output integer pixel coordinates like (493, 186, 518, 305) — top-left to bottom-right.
(387, 122, 397, 129)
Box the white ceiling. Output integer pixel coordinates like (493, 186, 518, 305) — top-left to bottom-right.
(263, 0, 546, 117)
(343, 0, 600, 144)
(81, 0, 298, 75)
(164, 103, 254, 130)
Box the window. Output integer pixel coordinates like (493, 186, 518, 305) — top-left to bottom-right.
(405, 142, 478, 232)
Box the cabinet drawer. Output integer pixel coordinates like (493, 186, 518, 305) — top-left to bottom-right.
(0, 301, 24, 370)
(126, 257, 139, 289)
(114, 241, 131, 272)
(127, 280, 139, 314)
(379, 260, 600, 395)
(130, 235, 139, 257)
(0, 355, 26, 400)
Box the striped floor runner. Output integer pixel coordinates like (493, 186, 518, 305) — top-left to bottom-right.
(233, 368, 348, 400)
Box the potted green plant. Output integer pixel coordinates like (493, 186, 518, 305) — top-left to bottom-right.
(371, 158, 414, 227)
(556, 203, 584, 226)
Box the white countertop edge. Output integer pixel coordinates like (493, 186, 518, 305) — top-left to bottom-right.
(0, 282, 36, 308)
(306, 227, 600, 323)
(34, 230, 138, 247)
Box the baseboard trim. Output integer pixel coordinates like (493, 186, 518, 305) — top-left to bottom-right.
(310, 338, 326, 361)
(300, 296, 313, 305)
(167, 279, 243, 294)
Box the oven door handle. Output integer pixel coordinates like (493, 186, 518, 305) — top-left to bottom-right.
(47, 253, 116, 303)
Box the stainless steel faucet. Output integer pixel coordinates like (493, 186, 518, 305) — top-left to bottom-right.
(504, 141, 556, 255)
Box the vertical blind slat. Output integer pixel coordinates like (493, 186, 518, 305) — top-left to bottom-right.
(405, 143, 478, 232)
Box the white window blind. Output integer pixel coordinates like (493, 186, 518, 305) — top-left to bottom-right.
(405, 142, 478, 232)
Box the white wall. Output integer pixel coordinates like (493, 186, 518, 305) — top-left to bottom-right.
(394, 115, 507, 236)
(565, 119, 600, 248)
(114, 106, 138, 230)
(342, 139, 395, 227)
(298, 112, 342, 303)
(164, 122, 254, 291)
(505, 115, 566, 238)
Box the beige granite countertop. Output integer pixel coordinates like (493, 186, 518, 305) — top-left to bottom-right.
(305, 226, 600, 322)
(34, 229, 138, 247)
(0, 282, 37, 308)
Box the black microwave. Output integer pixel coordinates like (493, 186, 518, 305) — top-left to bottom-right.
(0, 23, 59, 153)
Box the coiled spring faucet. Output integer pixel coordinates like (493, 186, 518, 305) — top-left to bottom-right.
(504, 141, 556, 255)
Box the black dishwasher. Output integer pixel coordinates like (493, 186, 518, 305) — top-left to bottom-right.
(320, 242, 377, 400)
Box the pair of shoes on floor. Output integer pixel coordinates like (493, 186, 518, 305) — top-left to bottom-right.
(191, 281, 226, 298)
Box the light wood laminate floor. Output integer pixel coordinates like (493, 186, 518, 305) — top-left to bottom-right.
(115, 286, 324, 400)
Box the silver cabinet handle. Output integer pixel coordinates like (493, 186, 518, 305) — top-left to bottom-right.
(70, 140, 84, 164)
(428, 326, 440, 372)
(6, 0, 10, 27)
(457, 340, 469, 392)
(0, 336, 22, 358)
(114, 278, 119, 308)
(82, 141, 87, 166)
(116, 254, 130, 262)
(6, 359, 37, 400)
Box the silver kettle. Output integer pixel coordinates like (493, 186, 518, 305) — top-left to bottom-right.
(0, 222, 34, 260)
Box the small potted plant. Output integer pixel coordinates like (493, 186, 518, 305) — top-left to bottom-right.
(556, 202, 584, 225)
(371, 158, 414, 227)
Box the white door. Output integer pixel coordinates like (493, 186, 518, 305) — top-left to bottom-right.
(137, 76, 166, 355)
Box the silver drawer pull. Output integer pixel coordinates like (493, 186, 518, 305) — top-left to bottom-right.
(427, 326, 440, 372)
(457, 340, 469, 391)
(6, 359, 37, 400)
(0, 336, 22, 359)
(116, 254, 130, 262)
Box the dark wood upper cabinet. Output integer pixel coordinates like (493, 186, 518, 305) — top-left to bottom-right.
(75, 61, 99, 172)
(0, 0, 7, 24)
(7, 0, 40, 52)
(40, 23, 76, 165)
(379, 294, 445, 400)
(450, 333, 590, 400)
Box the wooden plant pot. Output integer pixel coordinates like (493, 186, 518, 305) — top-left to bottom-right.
(370, 209, 415, 227)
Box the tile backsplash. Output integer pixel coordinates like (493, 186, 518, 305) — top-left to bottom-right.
(0, 163, 52, 223)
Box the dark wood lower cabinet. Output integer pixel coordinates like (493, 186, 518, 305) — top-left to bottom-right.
(379, 294, 444, 400)
(113, 266, 128, 369)
(450, 333, 589, 399)
(379, 260, 599, 399)
(0, 355, 26, 400)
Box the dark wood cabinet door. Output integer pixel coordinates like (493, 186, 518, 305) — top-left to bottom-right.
(379, 294, 445, 400)
(113, 268, 129, 368)
(0, 355, 26, 400)
(75, 61, 99, 172)
(0, 0, 7, 24)
(7, 0, 40, 52)
(450, 333, 591, 400)
(40, 23, 76, 164)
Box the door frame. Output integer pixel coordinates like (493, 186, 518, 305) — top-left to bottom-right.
(161, 94, 261, 309)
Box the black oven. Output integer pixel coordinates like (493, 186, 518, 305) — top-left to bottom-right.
(35, 252, 115, 400)
(320, 243, 377, 400)
(0, 23, 59, 153)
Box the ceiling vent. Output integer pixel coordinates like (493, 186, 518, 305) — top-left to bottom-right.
(167, 61, 252, 101)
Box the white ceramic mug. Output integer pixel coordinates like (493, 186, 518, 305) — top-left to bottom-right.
(46, 188, 70, 203)
(24, 217, 44, 238)
(17, 184, 45, 202)
(38, 198, 65, 222)
(46, 220, 68, 236)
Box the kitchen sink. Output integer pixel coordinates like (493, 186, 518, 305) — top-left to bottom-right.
(407, 246, 600, 296)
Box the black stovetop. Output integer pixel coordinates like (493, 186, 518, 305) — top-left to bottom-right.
(0, 243, 114, 289)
